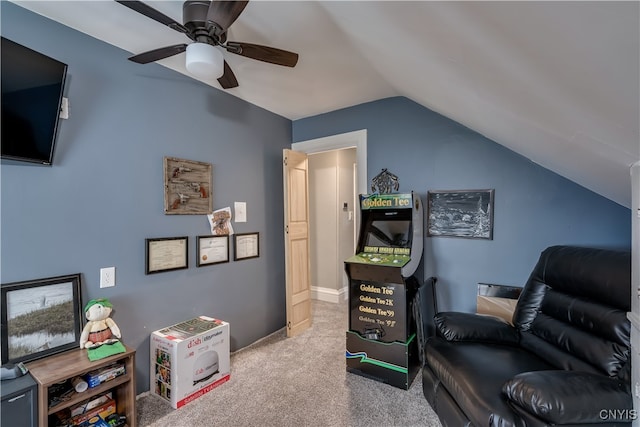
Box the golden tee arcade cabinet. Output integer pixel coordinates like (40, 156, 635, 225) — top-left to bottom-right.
(345, 192, 423, 389)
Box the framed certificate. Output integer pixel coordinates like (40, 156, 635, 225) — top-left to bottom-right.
(234, 232, 259, 261)
(145, 237, 189, 274)
(197, 235, 230, 267)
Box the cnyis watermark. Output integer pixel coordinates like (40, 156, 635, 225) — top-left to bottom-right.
(599, 409, 638, 421)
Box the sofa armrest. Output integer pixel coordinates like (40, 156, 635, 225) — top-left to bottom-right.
(434, 312, 519, 344)
(503, 370, 633, 424)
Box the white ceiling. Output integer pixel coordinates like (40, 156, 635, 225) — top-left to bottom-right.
(13, 1, 639, 208)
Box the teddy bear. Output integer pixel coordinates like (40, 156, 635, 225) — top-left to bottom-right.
(80, 298, 121, 349)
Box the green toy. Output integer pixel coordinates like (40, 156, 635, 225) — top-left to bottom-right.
(80, 298, 126, 361)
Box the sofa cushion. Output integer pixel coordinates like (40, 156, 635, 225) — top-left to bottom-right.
(503, 370, 634, 424)
(426, 337, 554, 426)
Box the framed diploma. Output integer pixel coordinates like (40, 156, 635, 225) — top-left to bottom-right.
(145, 236, 189, 274)
(197, 235, 230, 267)
(234, 232, 260, 261)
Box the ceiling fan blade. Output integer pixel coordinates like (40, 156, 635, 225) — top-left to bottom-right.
(206, 1, 249, 36)
(225, 41, 298, 67)
(128, 44, 188, 64)
(217, 60, 239, 89)
(116, 0, 190, 35)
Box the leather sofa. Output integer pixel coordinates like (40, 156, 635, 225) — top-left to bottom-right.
(422, 245, 633, 427)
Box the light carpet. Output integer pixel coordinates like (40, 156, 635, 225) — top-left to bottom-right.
(136, 300, 442, 427)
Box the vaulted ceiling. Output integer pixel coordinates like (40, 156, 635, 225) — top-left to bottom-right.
(12, 1, 639, 208)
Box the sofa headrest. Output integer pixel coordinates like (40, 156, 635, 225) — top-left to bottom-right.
(513, 245, 631, 378)
(514, 245, 631, 328)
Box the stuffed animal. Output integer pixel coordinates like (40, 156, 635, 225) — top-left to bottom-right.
(80, 298, 121, 348)
(80, 298, 126, 360)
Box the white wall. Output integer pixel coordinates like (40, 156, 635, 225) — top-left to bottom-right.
(309, 151, 338, 292)
(308, 149, 356, 302)
(337, 149, 357, 290)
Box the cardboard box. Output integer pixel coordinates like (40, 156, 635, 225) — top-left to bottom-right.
(70, 392, 112, 417)
(150, 316, 230, 409)
(477, 283, 522, 325)
(86, 364, 125, 388)
(72, 398, 116, 425)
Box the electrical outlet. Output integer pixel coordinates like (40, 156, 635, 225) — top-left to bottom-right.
(100, 267, 116, 288)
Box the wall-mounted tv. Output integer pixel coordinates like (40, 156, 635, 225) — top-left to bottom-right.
(1, 36, 68, 165)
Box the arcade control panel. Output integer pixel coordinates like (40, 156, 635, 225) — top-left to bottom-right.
(345, 251, 411, 267)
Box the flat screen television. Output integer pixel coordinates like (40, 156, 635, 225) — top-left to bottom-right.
(1, 37, 68, 165)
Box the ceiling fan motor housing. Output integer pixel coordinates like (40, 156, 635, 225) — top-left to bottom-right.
(183, 0, 215, 40)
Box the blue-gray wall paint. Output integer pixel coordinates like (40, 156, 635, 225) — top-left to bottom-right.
(1, 3, 289, 393)
(293, 97, 631, 312)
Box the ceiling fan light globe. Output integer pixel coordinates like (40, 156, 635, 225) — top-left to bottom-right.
(185, 43, 224, 79)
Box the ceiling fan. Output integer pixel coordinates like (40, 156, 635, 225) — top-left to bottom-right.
(115, 0, 299, 89)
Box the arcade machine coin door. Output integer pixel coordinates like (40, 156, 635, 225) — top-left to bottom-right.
(344, 192, 424, 390)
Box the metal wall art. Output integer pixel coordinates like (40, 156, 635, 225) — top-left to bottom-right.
(164, 157, 212, 215)
(371, 168, 399, 194)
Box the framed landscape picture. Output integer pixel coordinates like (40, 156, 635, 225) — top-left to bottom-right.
(427, 189, 494, 239)
(1, 274, 83, 364)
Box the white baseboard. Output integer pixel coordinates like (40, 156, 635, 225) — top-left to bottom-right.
(311, 285, 348, 303)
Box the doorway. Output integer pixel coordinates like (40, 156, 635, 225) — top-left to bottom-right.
(291, 130, 368, 303)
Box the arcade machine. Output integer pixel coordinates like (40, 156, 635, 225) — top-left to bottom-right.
(344, 192, 423, 389)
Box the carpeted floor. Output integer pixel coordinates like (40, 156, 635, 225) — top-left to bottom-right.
(136, 300, 442, 427)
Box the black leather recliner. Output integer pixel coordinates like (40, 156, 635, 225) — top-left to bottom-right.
(422, 245, 633, 427)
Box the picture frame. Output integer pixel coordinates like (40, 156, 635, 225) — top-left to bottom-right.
(1, 273, 83, 365)
(146, 236, 189, 274)
(164, 156, 213, 215)
(427, 189, 494, 239)
(233, 232, 260, 261)
(196, 235, 230, 267)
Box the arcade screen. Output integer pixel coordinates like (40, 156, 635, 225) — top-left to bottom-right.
(365, 220, 411, 247)
(360, 210, 412, 251)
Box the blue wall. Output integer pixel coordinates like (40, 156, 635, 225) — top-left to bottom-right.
(1, 3, 290, 393)
(293, 97, 631, 312)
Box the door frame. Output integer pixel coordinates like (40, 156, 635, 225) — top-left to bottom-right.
(292, 129, 368, 198)
(291, 129, 368, 302)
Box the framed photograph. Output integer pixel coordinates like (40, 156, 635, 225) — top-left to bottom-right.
(197, 235, 230, 267)
(234, 232, 260, 261)
(1, 274, 83, 365)
(146, 236, 189, 274)
(427, 189, 494, 239)
(164, 156, 213, 215)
